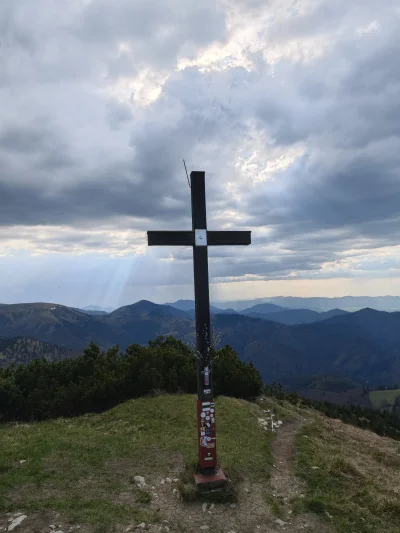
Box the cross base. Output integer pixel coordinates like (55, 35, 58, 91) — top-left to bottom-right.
(194, 468, 227, 488)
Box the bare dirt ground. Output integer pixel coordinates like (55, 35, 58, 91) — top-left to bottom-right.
(0, 420, 334, 533)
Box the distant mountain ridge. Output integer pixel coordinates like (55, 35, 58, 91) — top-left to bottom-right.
(213, 295, 400, 312)
(82, 305, 115, 313)
(242, 308, 348, 325)
(166, 299, 238, 315)
(168, 299, 348, 325)
(1, 300, 400, 390)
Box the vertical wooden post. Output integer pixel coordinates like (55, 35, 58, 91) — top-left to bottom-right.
(190, 171, 218, 475)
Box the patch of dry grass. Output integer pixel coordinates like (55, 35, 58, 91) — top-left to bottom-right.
(294, 415, 400, 533)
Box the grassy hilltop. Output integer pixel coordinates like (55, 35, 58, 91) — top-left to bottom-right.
(1, 394, 399, 533)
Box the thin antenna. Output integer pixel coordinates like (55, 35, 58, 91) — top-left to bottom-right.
(183, 159, 191, 188)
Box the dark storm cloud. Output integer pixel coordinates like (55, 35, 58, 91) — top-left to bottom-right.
(1, 0, 400, 285)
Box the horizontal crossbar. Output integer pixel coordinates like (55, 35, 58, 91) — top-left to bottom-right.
(147, 230, 251, 246)
(147, 231, 193, 246)
(208, 231, 251, 246)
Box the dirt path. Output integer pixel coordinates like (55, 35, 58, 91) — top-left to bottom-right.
(267, 420, 334, 533)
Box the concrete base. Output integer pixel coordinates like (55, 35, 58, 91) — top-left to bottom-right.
(194, 468, 227, 488)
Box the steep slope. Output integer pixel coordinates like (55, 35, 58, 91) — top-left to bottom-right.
(312, 307, 400, 351)
(0, 303, 117, 349)
(209, 312, 400, 386)
(101, 300, 194, 348)
(0, 336, 74, 367)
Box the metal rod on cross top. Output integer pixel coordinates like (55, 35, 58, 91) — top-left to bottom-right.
(147, 171, 251, 484)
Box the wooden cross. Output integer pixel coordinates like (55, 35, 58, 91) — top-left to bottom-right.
(147, 171, 251, 480)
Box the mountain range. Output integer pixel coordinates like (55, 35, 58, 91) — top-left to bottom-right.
(211, 295, 400, 312)
(0, 300, 400, 390)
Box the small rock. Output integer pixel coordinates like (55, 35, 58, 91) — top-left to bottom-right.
(325, 512, 333, 519)
(299, 494, 305, 498)
(311, 466, 319, 470)
(164, 527, 170, 532)
(160, 479, 165, 485)
(272, 464, 277, 468)
(202, 503, 208, 513)
(275, 518, 286, 527)
(134, 476, 146, 486)
(8, 516, 28, 532)
(230, 503, 237, 509)
(136, 524, 146, 530)
(166, 478, 172, 483)
(244, 488, 250, 492)
(19, 460, 26, 465)
(49, 526, 56, 530)
(54, 531, 64, 533)
(152, 486, 155, 490)
(209, 503, 215, 510)
(172, 478, 178, 482)
(200, 527, 209, 531)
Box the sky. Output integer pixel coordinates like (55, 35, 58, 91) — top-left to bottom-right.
(1, 0, 400, 308)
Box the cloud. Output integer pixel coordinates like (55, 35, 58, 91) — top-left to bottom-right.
(1, 0, 400, 305)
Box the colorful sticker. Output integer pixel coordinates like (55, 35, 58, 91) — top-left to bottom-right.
(211, 418, 215, 423)
(201, 431, 205, 436)
(200, 412, 206, 418)
(206, 443, 215, 448)
(200, 436, 208, 447)
(206, 416, 210, 421)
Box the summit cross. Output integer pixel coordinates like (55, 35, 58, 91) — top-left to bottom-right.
(147, 171, 251, 482)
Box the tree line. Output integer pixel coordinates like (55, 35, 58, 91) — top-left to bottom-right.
(0, 336, 263, 422)
(1, 335, 399, 443)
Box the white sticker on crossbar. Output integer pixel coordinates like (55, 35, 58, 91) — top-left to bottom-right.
(195, 229, 207, 246)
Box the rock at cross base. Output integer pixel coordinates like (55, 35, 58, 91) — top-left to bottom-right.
(275, 518, 286, 527)
(134, 476, 146, 486)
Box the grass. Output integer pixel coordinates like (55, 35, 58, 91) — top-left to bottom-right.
(257, 395, 313, 422)
(264, 492, 286, 520)
(0, 394, 273, 531)
(294, 415, 400, 533)
(369, 389, 400, 409)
